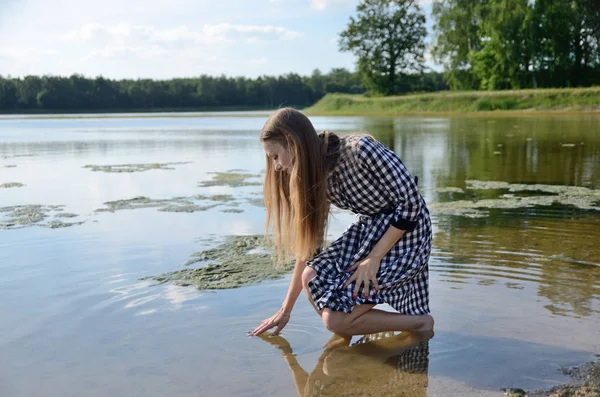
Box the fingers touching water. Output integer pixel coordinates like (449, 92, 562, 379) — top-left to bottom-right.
(250, 309, 291, 336)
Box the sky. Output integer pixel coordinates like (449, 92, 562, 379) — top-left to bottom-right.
(0, 0, 438, 80)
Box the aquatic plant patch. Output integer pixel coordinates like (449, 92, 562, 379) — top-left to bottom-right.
(0, 205, 84, 229)
(83, 162, 192, 173)
(428, 181, 600, 218)
(141, 235, 294, 290)
(0, 182, 24, 188)
(198, 171, 262, 188)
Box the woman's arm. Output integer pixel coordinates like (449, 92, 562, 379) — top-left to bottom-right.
(368, 224, 406, 261)
(250, 258, 306, 336)
(358, 136, 422, 233)
(281, 258, 307, 314)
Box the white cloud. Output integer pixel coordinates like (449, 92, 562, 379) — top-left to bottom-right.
(203, 23, 303, 41)
(310, 0, 353, 10)
(152, 26, 207, 43)
(65, 22, 303, 47)
(59, 22, 303, 66)
(311, 0, 328, 9)
(249, 57, 268, 64)
(64, 23, 153, 43)
(0, 0, 355, 79)
(82, 45, 167, 61)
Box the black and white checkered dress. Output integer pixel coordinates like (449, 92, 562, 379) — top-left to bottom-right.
(306, 134, 432, 315)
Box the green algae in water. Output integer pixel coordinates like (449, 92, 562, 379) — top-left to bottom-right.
(46, 219, 85, 229)
(193, 194, 236, 203)
(429, 181, 600, 218)
(198, 171, 262, 188)
(466, 180, 598, 196)
(0, 204, 83, 229)
(220, 208, 244, 213)
(83, 161, 192, 173)
(53, 212, 79, 219)
(0, 182, 24, 188)
(95, 193, 247, 213)
(141, 235, 294, 290)
(96, 196, 220, 213)
(424, 187, 465, 194)
(247, 197, 265, 207)
(159, 204, 219, 213)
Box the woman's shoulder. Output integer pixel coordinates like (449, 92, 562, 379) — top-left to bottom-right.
(338, 134, 374, 153)
(329, 134, 393, 177)
(339, 134, 390, 164)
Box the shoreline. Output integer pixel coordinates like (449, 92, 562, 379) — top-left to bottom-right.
(3, 87, 600, 120)
(304, 109, 600, 118)
(0, 107, 274, 120)
(3, 108, 600, 121)
(304, 88, 600, 117)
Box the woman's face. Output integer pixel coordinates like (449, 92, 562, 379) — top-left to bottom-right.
(262, 140, 294, 173)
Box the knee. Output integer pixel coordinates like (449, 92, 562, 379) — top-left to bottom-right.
(301, 264, 316, 290)
(322, 310, 349, 335)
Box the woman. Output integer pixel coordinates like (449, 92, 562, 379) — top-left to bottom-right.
(250, 107, 433, 338)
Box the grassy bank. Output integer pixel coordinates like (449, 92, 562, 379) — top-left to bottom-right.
(304, 87, 600, 116)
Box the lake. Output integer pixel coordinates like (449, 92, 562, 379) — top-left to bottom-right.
(1, 112, 599, 397)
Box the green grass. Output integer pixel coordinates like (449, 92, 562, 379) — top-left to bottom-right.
(304, 87, 600, 116)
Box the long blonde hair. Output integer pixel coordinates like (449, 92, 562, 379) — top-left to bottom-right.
(260, 107, 340, 264)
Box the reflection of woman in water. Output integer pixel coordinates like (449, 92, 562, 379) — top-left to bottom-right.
(261, 331, 432, 397)
(250, 107, 434, 338)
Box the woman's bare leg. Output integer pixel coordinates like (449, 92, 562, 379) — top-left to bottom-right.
(303, 267, 359, 346)
(302, 267, 374, 317)
(302, 265, 433, 336)
(301, 266, 323, 317)
(322, 307, 434, 336)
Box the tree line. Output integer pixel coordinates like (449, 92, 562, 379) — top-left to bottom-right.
(339, 0, 600, 94)
(432, 0, 600, 90)
(0, 69, 446, 113)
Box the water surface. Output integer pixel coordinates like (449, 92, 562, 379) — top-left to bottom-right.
(1, 113, 599, 397)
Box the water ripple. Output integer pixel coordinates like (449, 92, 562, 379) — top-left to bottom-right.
(431, 209, 600, 318)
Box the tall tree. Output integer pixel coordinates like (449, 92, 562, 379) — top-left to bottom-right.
(0, 78, 18, 110)
(470, 0, 533, 90)
(571, 0, 600, 86)
(339, 0, 427, 95)
(432, 0, 485, 90)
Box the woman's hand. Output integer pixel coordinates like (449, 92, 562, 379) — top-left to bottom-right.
(342, 256, 381, 299)
(249, 309, 290, 336)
